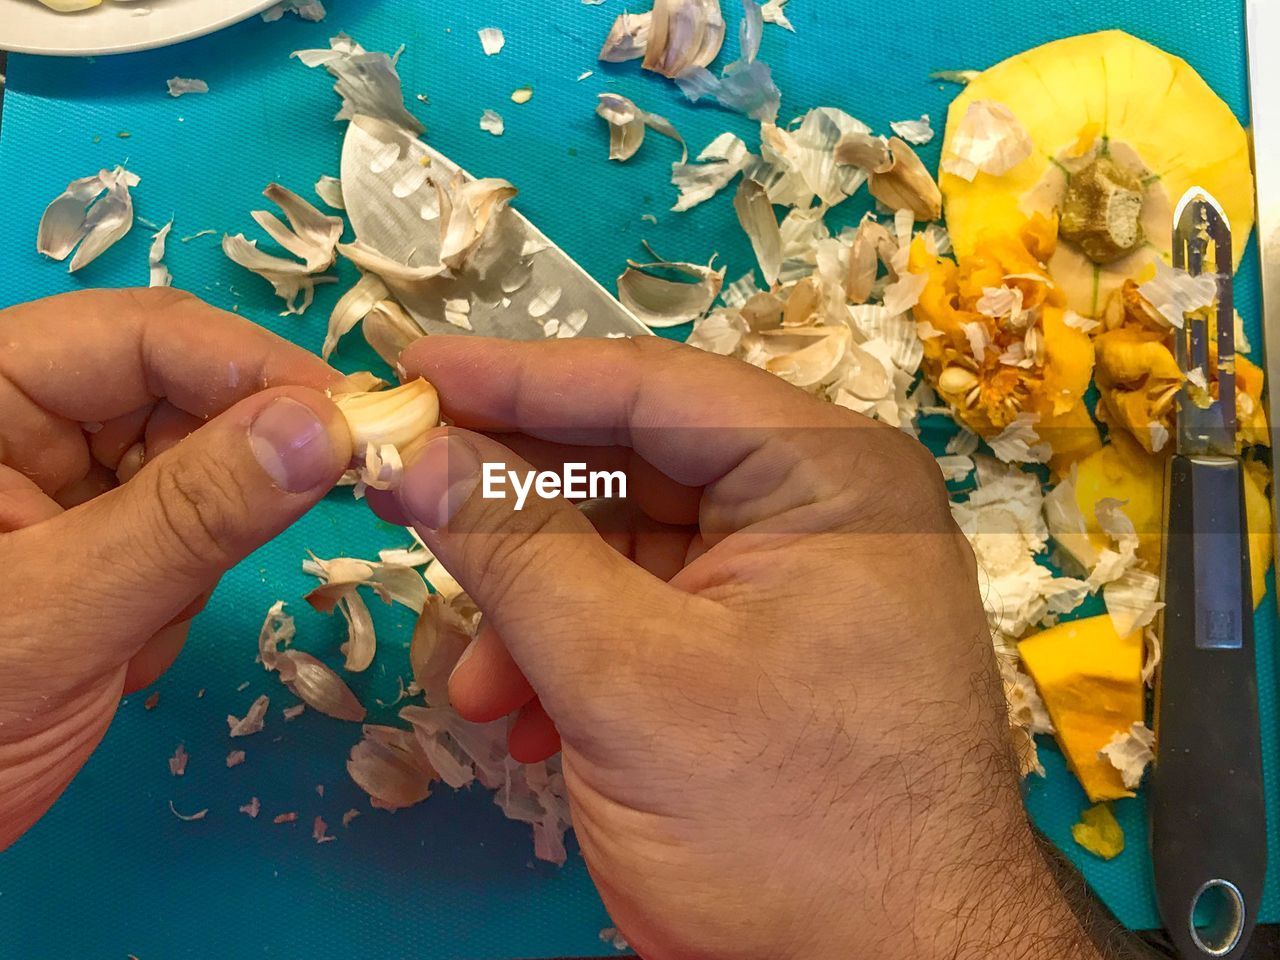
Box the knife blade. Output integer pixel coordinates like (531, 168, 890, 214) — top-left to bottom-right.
(339, 114, 652, 341)
(1150, 188, 1266, 960)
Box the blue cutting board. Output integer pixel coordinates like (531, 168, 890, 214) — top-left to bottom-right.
(0, 1, 1274, 956)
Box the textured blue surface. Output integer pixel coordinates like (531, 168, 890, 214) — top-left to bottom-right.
(0, 0, 1273, 953)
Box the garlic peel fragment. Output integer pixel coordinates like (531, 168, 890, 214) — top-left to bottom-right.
(1136, 259, 1217, 329)
(227, 694, 271, 737)
(346, 724, 437, 809)
(865, 138, 942, 222)
(315, 175, 345, 209)
(148, 221, 173, 288)
(940, 99, 1033, 182)
(262, 0, 326, 21)
(477, 27, 505, 56)
(1099, 721, 1154, 790)
(890, 115, 934, 145)
(253, 183, 343, 271)
(410, 594, 476, 706)
(596, 93, 686, 163)
(277, 649, 367, 720)
(166, 77, 209, 97)
(760, 0, 792, 30)
(733, 177, 782, 285)
(642, 0, 726, 79)
(756, 107, 870, 208)
(38, 166, 139, 272)
(617, 255, 725, 328)
(223, 183, 342, 316)
(363, 299, 426, 365)
(293, 33, 424, 134)
(168, 801, 208, 822)
(599, 12, 652, 62)
(257, 601, 368, 716)
(437, 175, 518, 271)
(673, 0, 779, 123)
(671, 132, 752, 211)
(324, 272, 389, 359)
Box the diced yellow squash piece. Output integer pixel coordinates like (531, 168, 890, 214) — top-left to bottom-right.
(1018, 615, 1143, 802)
(1072, 802, 1125, 859)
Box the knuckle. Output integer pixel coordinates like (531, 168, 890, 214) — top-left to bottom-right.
(623, 333, 683, 361)
(120, 286, 199, 314)
(821, 424, 955, 534)
(880, 429, 952, 508)
(148, 451, 247, 572)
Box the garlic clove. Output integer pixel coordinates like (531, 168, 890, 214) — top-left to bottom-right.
(333, 377, 440, 459)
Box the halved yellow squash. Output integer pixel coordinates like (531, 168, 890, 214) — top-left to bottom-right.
(940, 30, 1253, 317)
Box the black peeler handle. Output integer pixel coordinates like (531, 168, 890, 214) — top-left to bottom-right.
(1151, 454, 1266, 959)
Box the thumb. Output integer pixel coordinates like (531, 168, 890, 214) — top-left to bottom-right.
(395, 428, 677, 711)
(8, 386, 351, 675)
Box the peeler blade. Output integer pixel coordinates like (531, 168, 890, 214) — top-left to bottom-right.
(1172, 189, 1236, 456)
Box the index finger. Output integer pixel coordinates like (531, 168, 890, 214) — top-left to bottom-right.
(0, 288, 341, 492)
(398, 335, 863, 488)
(0, 287, 339, 423)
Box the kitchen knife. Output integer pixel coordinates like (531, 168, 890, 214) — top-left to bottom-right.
(1150, 188, 1266, 960)
(339, 113, 653, 341)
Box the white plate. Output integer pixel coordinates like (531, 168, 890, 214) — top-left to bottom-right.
(0, 0, 281, 57)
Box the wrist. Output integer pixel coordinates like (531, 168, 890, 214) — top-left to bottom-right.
(785, 794, 1103, 960)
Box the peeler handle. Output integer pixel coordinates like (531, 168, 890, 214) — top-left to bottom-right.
(1151, 454, 1266, 959)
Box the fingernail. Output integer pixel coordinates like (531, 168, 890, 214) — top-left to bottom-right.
(449, 638, 479, 683)
(248, 398, 333, 493)
(399, 434, 480, 531)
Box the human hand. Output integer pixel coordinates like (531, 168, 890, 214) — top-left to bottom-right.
(374, 336, 1100, 960)
(0, 289, 352, 850)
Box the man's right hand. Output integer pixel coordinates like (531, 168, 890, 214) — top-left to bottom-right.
(378, 336, 1099, 960)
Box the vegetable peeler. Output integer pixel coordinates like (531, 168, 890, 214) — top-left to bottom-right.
(1150, 188, 1267, 959)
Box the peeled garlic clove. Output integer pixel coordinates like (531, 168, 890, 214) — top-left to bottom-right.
(333, 377, 440, 458)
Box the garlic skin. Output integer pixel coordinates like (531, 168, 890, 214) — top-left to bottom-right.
(333, 377, 440, 458)
(346, 725, 436, 809)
